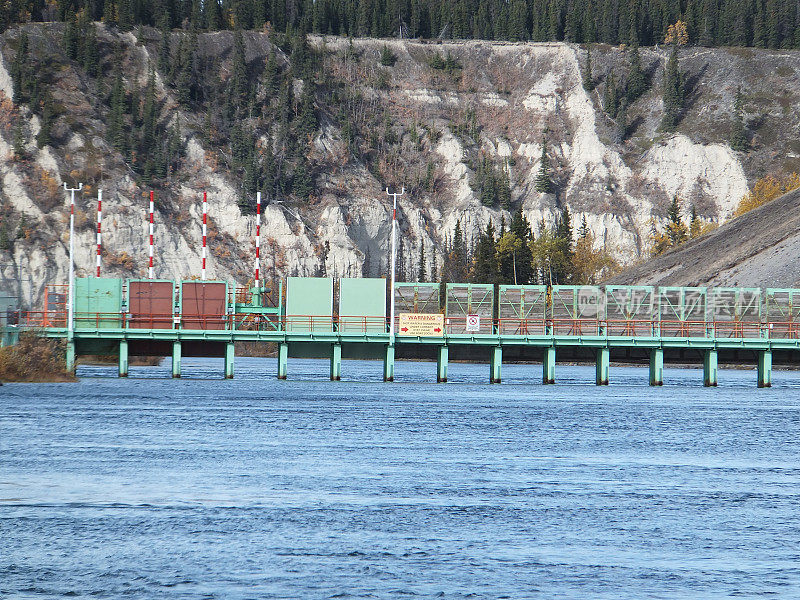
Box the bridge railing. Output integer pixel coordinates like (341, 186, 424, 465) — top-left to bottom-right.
(16, 310, 800, 339)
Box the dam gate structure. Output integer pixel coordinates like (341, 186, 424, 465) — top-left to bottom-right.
(9, 277, 800, 387)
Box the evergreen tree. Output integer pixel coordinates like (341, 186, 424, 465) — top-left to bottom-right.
(417, 240, 427, 282)
(666, 195, 688, 246)
(603, 70, 618, 118)
(534, 137, 554, 193)
(582, 45, 595, 91)
(471, 220, 498, 284)
(380, 44, 397, 66)
(36, 91, 54, 148)
(660, 45, 685, 131)
(626, 42, 647, 103)
(0, 225, 9, 250)
(730, 86, 748, 151)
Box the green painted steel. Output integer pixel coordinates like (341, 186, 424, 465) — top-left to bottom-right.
(74, 278, 123, 329)
(765, 289, 800, 339)
(498, 285, 547, 335)
(550, 286, 604, 335)
(286, 277, 333, 332)
(445, 283, 494, 334)
(394, 282, 440, 314)
(605, 285, 655, 336)
(657, 287, 707, 337)
(339, 277, 386, 333)
(224, 342, 235, 378)
(66, 340, 75, 373)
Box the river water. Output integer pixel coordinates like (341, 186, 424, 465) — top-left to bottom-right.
(2, 358, 800, 599)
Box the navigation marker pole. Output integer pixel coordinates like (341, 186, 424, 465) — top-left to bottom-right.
(96, 189, 102, 277)
(201, 191, 207, 281)
(255, 191, 261, 289)
(64, 181, 83, 373)
(386, 186, 404, 344)
(148, 191, 155, 279)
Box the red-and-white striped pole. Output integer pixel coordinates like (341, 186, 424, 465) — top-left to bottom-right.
(96, 189, 102, 277)
(148, 190, 154, 279)
(201, 191, 207, 280)
(255, 191, 261, 288)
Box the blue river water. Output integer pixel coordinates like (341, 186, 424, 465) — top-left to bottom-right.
(2, 358, 800, 599)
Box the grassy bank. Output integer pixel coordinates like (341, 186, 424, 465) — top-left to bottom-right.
(0, 332, 75, 383)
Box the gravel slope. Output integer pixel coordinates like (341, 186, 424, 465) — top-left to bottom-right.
(608, 188, 800, 288)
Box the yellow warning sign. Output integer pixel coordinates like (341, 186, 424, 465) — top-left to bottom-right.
(398, 312, 445, 337)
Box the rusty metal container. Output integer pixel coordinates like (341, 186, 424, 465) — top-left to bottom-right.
(127, 280, 176, 329)
(180, 281, 228, 330)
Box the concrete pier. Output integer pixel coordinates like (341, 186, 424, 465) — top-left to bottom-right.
(330, 343, 341, 381)
(596, 347, 609, 385)
(66, 340, 75, 374)
(703, 349, 718, 387)
(118, 339, 128, 377)
(277, 342, 288, 380)
(490, 346, 502, 383)
(383, 345, 395, 382)
(649, 348, 664, 386)
(543, 346, 555, 384)
(757, 350, 772, 388)
(224, 342, 234, 379)
(437, 346, 448, 383)
(171, 341, 181, 378)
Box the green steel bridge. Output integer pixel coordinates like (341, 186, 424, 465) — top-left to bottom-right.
(4, 277, 800, 387)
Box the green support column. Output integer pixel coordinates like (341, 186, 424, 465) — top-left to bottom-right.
(383, 345, 395, 382)
(543, 346, 556, 384)
(277, 342, 288, 380)
(437, 345, 448, 383)
(703, 349, 718, 387)
(757, 349, 772, 388)
(649, 348, 664, 386)
(119, 339, 129, 378)
(596, 347, 609, 385)
(330, 343, 342, 381)
(66, 340, 76, 374)
(172, 341, 182, 378)
(224, 342, 235, 379)
(490, 346, 502, 383)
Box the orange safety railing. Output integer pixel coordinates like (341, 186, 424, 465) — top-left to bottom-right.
(14, 308, 800, 339)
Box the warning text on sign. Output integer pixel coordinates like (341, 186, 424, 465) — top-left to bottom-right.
(398, 312, 445, 337)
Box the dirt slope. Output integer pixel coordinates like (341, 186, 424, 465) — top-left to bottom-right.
(608, 189, 800, 288)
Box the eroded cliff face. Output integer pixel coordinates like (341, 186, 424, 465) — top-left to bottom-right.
(1, 26, 797, 306)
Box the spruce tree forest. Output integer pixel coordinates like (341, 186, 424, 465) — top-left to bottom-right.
(7, 0, 800, 49)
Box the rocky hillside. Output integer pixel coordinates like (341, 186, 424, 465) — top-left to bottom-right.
(1, 24, 800, 306)
(609, 187, 800, 289)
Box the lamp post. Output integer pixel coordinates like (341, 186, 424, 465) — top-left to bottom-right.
(63, 182, 83, 337)
(386, 186, 404, 342)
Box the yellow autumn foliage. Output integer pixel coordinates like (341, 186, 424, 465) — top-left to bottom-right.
(734, 173, 800, 217)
